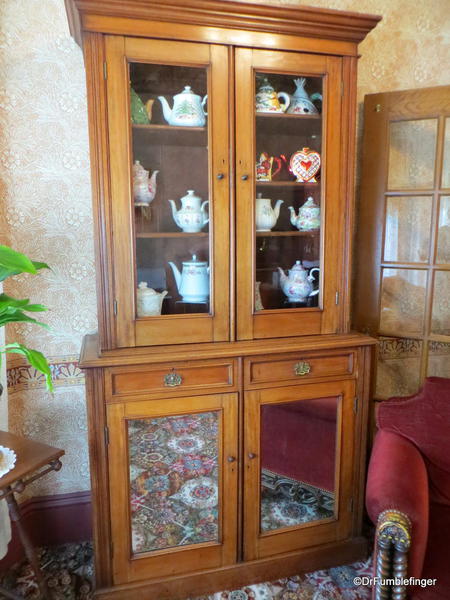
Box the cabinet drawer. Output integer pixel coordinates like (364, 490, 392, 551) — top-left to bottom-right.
(107, 359, 237, 399)
(245, 351, 354, 388)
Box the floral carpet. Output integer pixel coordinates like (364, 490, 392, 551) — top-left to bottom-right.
(0, 542, 374, 600)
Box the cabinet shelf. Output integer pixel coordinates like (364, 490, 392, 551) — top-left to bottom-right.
(256, 181, 320, 188)
(256, 112, 321, 120)
(136, 231, 209, 238)
(132, 123, 207, 146)
(256, 230, 319, 237)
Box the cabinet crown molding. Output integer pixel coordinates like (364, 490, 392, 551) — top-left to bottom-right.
(65, 0, 381, 47)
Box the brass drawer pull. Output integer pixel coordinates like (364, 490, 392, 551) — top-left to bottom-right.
(164, 370, 183, 387)
(294, 361, 311, 376)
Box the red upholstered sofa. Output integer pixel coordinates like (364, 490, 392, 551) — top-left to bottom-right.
(366, 377, 450, 600)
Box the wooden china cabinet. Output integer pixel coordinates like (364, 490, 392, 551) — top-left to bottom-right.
(65, 1, 379, 598)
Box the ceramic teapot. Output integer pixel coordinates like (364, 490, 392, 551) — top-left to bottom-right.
(158, 86, 207, 127)
(288, 197, 320, 231)
(256, 152, 287, 181)
(255, 78, 290, 113)
(255, 193, 283, 231)
(168, 254, 210, 303)
(132, 161, 158, 205)
(287, 78, 322, 115)
(278, 260, 320, 302)
(136, 282, 168, 317)
(168, 190, 209, 233)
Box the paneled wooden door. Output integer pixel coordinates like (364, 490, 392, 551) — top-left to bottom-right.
(235, 48, 345, 340)
(354, 86, 450, 400)
(107, 393, 238, 584)
(105, 36, 231, 347)
(243, 380, 356, 560)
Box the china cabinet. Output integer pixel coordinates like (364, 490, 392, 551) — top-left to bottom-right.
(65, 1, 379, 598)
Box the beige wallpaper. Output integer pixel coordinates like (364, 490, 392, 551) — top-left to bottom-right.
(0, 0, 449, 498)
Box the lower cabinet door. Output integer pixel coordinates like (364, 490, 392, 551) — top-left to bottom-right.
(107, 393, 238, 584)
(243, 380, 356, 560)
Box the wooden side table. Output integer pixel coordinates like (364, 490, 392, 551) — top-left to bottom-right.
(0, 431, 64, 600)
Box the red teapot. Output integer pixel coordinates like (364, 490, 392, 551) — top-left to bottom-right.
(256, 152, 287, 181)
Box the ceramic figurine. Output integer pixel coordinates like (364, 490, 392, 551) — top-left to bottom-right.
(278, 260, 320, 302)
(132, 161, 159, 205)
(158, 86, 207, 127)
(255, 193, 283, 231)
(289, 147, 321, 183)
(288, 197, 320, 231)
(136, 282, 168, 317)
(168, 190, 209, 233)
(131, 88, 150, 124)
(256, 152, 287, 181)
(168, 254, 210, 303)
(255, 77, 290, 113)
(287, 78, 322, 115)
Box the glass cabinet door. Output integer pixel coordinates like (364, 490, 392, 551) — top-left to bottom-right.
(105, 37, 230, 347)
(243, 380, 356, 560)
(235, 49, 344, 340)
(107, 394, 238, 584)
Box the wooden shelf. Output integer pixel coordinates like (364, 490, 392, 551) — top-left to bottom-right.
(256, 230, 319, 237)
(256, 181, 320, 187)
(256, 112, 321, 120)
(132, 123, 207, 146)
(136, 232, 209, 239)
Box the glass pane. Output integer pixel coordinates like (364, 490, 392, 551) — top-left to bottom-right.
(384, 196, 432, 263)
(379, 268, 427, 336)
(387, 119, 437, 190)
(128, 411, 219, 554)
(437, 196, 450, 263)
(442, 118, 450, 189)
(431, 271, 450, 335)
(428, 341, 450, 377)
(376, 337, 423, 399)
(260, 397, 337, 531)
(254, 73, 323, 311)
(130, 63, 211, 317)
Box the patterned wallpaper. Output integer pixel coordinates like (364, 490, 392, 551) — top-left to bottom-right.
(0, 0, 449, 498)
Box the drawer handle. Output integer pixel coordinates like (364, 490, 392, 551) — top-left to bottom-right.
(164, 370, 183, 387)
(294, 361, 311, 376)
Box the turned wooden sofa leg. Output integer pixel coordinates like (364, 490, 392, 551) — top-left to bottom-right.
(375, 509, 412, 600)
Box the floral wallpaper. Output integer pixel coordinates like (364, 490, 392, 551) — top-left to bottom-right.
(0, 0, 449, 499)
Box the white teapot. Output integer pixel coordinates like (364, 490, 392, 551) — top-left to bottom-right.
(287, 78, 322, 115)
(132, 161, 158, 205)
(289, 197, 320, 231)
(278, 260, 320, 302)
(255, 194, 283, 231)
(136, 282, 168, 317)
(168, 254, 210, 303)
(168, 190, 209, 233)
(158, 86, 207, 127)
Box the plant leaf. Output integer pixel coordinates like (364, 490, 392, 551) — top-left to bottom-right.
(0, 310, 49, 329)
(4, 343, 53, 392)
(0, 294, 48, 315)
(0, 245, 37, 277)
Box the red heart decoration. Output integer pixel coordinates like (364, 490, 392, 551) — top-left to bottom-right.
(301, 160, 312, 170)
(289, 148, 321, 182)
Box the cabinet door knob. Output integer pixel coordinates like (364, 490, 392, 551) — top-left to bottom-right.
(217, 173, 224, 180)
(241, 174, 249, 181)
(164, 370, 183, 387)
(227, 456, 236, 463)
(294, 361, 311, 376)
(248, 452, 257, 459)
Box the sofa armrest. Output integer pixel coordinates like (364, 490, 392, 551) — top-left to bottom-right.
(366, 429, 429, 579)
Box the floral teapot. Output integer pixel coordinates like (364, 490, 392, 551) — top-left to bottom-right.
(255, 193, 283, 231)
(287, 78, 322, 115)
(255, 77, 290, 113)
(168, 254, 210, 303)
(158, 86, 207, 127)
(256, 152, 287, 181)
(288, 197, 320, 231)
(136, 282, 168, 317)
(278, 260, 320, 302)
(168, 190, 209, 233)
(132, 161, 158, 205)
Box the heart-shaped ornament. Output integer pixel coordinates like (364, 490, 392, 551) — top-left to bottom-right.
(290, 148, 321, 182)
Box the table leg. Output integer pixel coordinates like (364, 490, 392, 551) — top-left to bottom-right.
(4, 487, 51, 600)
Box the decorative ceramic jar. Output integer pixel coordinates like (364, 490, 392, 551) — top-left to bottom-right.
(168, 254, 210, 303)
(255, 77, 290, 113)
(132, 161, 158, 205)
(287, 78, 322, 115)
(158, 86, 207, 127)
(168, 190, 209, 233)
(289, 148, 321, 183)
(277, 260, 320, 302)
(256, 152, 287, 181)
(131, 88, 150, 124)
(255, 193, 283, 231)
(288, 197, 320, 231)
(136, 282, 168, 317)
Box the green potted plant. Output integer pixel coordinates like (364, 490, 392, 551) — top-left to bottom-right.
(0, 245, 53, 393)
